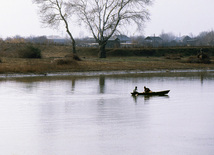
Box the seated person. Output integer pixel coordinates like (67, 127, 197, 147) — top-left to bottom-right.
(133, 86, 138, 93)
(144, 86, 151, 93)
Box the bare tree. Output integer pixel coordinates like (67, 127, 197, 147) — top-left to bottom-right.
(33, 0, 76, 54)
(70, 0, 152, 58)
(197, 30, 214, 46)
(160, 32, 176, 43)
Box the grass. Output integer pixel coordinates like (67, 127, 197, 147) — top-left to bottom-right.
(0, 43, 214, 74)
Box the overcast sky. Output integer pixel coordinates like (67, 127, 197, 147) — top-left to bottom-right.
(0, 0, 214, 38)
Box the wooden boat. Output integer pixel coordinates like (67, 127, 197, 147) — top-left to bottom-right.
(131, 90, 170, 96)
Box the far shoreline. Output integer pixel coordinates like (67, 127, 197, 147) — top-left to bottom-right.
(1, 69, 214, 79)
(0, 44, 213, 77)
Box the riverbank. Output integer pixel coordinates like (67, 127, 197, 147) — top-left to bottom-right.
(0, 56, 213, 75)
(0, 43, 213, 74)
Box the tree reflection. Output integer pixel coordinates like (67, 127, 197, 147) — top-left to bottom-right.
(200, 74, 204, 85)
(71, 78, 76, 92)
(99, 75, 105, 94)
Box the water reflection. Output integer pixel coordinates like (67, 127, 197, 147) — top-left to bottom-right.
(99, 75, 105, 94)
(132, 95, 170, 104)
(0, 71, 214, 155)
(71, 78, 76, 92)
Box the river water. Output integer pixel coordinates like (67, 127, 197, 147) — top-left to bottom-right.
(0, 70, 214, 155)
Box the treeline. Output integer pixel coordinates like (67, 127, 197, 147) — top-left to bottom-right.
(131, 30, 214, 47)
(1, 30, 214, 47)
(0, 35, 70, 45)
(158, 30, 214, 47)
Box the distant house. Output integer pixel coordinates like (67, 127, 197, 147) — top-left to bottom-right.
(78, 34, 131, 48)
(144, 36, 163, 47)
(115, 35, 131, 43)
(106, 37, 120, 48)
(175, 35, 194, 46)
(182, 36, 192, 44)
(145, 36, 163, 43)
(186, 39, 198, 46)
(82, 37, 120, 48)
(49, 38, 70, 45)
(113, 34, 138, 47)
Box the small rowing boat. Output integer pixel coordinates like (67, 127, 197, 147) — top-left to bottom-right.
(131, 90, 170, 96)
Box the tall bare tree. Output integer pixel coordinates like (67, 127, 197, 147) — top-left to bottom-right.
(160, 32, 176, 43)
(70, 0, 153, 58)
(33, 0, 76, 54)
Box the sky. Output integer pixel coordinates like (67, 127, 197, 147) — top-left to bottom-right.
(0, 0, 214, 39)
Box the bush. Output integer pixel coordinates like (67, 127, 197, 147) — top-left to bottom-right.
(105, 47, 214, 57)
(52, 58, 76, 65)
(65, 53, 82, 61)
(18, 46, 41, 58)
(187, 56, 211, 64)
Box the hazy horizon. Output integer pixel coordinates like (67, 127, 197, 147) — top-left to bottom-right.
(0, 0, 214, 39)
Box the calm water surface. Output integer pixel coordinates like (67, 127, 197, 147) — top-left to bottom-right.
(0, 71, 214, 155)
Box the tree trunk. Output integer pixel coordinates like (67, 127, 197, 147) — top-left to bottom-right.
(71, 39, 76, 54)
(56, 0, 76, 54)
(98, 43, 106, 58)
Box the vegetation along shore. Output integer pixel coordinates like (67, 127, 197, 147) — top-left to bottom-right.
(0, 43, 213, 75)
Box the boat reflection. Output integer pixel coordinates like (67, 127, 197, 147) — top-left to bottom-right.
(132, 95, 170, 104)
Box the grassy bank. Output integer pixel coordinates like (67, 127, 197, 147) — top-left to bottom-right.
(0, 43, 214, 74)
(105, 47, 214, 57)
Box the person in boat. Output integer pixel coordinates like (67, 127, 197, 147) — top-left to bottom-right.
(133, 86, 138, 93)
(144, 86, 151, 93)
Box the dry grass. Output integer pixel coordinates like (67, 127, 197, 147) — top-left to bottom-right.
(0, 43, 214, 74)
(0, 56, 213, 74)
(0, 57, 78, 74)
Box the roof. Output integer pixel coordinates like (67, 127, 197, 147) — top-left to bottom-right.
(145, 36, 162, 41)
(115, 35, 131, 42)
(108, 37, 120, 41)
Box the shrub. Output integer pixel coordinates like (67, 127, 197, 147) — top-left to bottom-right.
(165, 54, 182, 60)
(187, 56, 211, 64)
(18, 46, 41, 58)
(187, 56, 199, 63)
(65, 53, 82, 61)
(52, 58, 75, 65)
